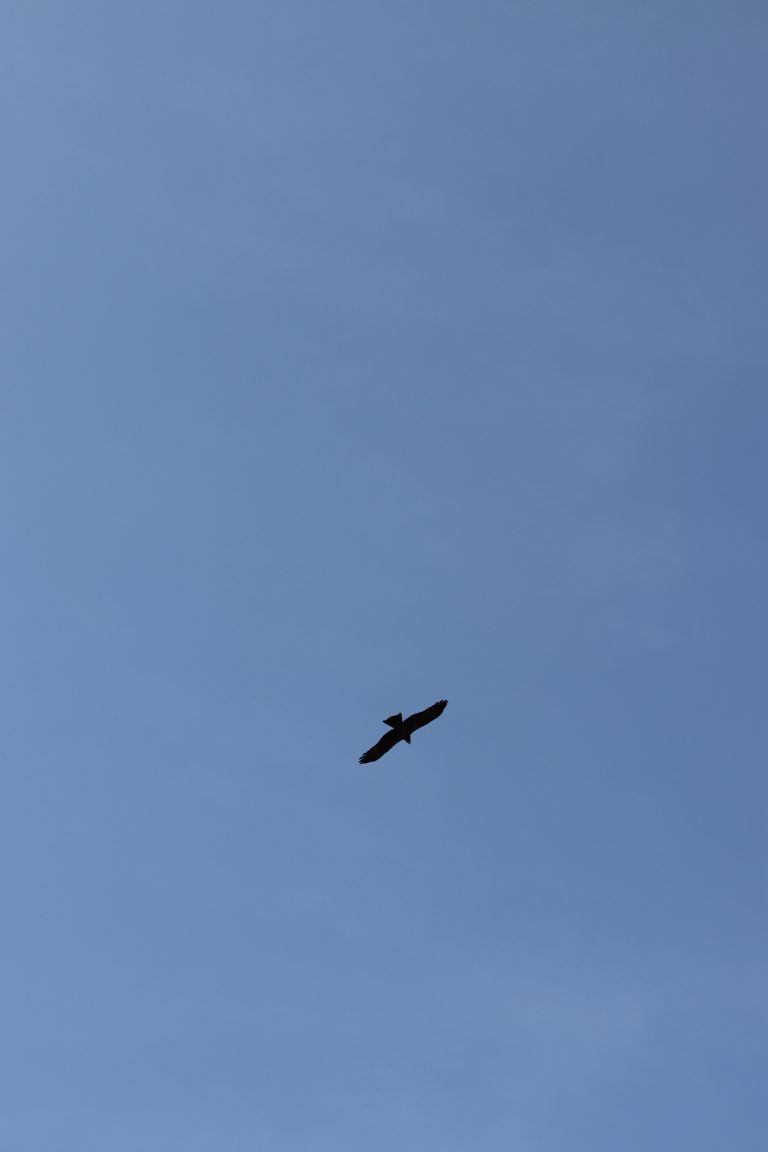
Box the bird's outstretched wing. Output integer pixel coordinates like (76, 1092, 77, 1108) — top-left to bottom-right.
(359, 727, 402, 764)
(405, 698, 448, 733)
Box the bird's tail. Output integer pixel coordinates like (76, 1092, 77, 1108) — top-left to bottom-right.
(384, 713, 403, 728)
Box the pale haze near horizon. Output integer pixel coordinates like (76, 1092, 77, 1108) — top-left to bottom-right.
(1, 3, 766, 1150)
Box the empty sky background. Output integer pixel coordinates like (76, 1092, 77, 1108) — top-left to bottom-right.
(1, 3, 766, 1149)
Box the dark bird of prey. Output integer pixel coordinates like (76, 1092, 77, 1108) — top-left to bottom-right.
(359, 699, 448, 764)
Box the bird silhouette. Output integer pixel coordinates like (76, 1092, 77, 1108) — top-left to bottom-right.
(359, 699, 448, 764)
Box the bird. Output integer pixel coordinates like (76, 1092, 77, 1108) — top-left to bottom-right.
(359, 699, 448, 764)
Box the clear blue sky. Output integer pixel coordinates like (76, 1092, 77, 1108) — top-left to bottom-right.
(1, 3, 766, 1149)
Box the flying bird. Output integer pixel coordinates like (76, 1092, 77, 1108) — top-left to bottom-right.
(359, 699, 448, 764)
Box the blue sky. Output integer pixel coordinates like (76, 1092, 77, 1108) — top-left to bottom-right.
(1, 2, 766, 1149)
